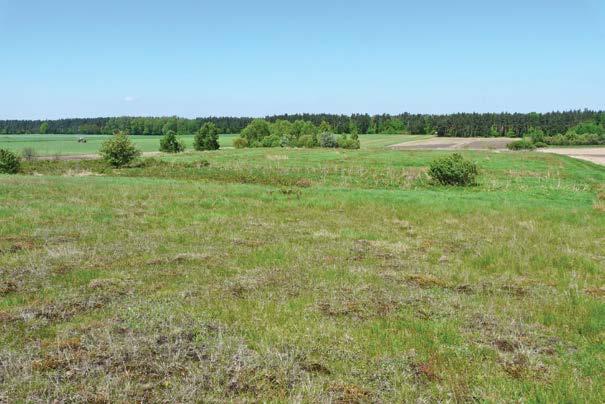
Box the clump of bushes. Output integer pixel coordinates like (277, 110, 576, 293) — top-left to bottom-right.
(507, 139, 536, 150)
(160, 130, 185, 153)
(428, 153, 478, 186)
(539, 122, 605, 146)
(234, 119, 359, 149)
(194, 123, 220, 151)
(100, 131, 141, 167)
(0, 149, 20, 174)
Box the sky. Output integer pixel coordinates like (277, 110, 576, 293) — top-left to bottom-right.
(0, 0, 604, 119)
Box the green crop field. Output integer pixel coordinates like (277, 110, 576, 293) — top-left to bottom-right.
(1, 143, 604, 402)
(0, 133, 425, 156)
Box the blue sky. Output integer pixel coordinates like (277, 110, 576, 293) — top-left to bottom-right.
(1, 0, 604, 119)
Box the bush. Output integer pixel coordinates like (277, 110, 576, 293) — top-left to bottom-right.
(0, 148, 20, 174)
(297, 135, 315, 148)
(319, 132, 337, 148)
(160, 130, 185, 153)
(21, 147, 37, 161)
(240, 119, 271, 144)
(507, 139, 536, 150)
(100, 131, 141, 167)
(526, 128, 545, 143)
(261, 134, 282, 148)
(194, 122, 220, 151)
(337, 135, 360, 149)
(428, 153, 478, 186)
(534, 141, 548, 148)
(570, 121, 604, 136)
(233, 137, 249, 149)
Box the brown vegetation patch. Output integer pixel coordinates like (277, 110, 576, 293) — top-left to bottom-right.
(405, 274, 448, 289)
(493, 338, 520, 353)
(501, 353, 539, 379)
(223, 268, 301, 299)
(0, 280, 18, 296)
(585, 286, 605, 297)
(317, 286, 402, 320)
(350, 239, 407, 262)
(465, 313, 564, 374)
(295, 178, 312, 187)
(0, 310, 16, 323)
(328, 382, 374, 404)
(19, 286, 131, 323)
(411, 355, 441, 382)
(301, 361, 331, 375)
(0, 236, 39, 254)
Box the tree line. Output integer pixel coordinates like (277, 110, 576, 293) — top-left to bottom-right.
(1, 110, 604, 137)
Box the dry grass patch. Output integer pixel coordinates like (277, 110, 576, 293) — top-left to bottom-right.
(594, 186, 605, 212)
(316, 286, 404, 320)
(222, 267, 303, 299)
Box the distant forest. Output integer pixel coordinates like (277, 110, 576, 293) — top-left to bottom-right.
(1, 110, 604, 137)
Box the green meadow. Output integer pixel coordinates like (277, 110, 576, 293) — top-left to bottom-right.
(0, 141, 604, 401)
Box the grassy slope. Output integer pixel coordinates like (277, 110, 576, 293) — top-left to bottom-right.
(0, 147, 604, 402)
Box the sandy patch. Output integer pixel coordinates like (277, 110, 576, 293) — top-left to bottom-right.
(538, 147, 605, 166)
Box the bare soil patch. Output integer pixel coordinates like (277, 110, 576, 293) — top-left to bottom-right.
(538, 147, 605, 166)
(391, 137, 517, 150)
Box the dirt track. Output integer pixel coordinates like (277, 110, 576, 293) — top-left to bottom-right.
(390, 137, 516, 150)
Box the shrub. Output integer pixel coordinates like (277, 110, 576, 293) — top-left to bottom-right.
(319, 132, 337, 148)
(570, 121, 604, 136)
(240, 119, 271, 144)
(261, 134, 282, 148)
(428, 153, 478, 186)
(291, 120, 318, 140)
(0, 148, 20, 174)
(337, 135, 360, 149)
(233, 137, 249, 149)
(534, 141, 548, 148)
(297, 135, 315, 148)
(269, 120, 293, 139)
(100, 131, 141, 167)
(160, 130, 185, 153)
(21, 147, 37, 161)
(526, 128, 545, 143)
(507, 139, 536, 150)
(194, 122, 220, 151)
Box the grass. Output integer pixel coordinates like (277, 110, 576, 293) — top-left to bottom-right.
(0, 133, 425, 156)
(0, 134, 235, 156)
(0, 144, 604, 402)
